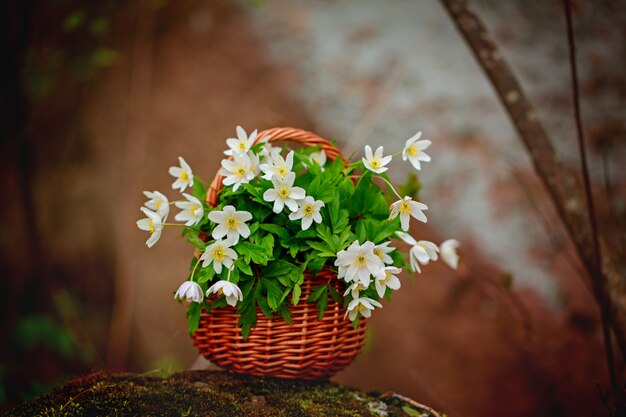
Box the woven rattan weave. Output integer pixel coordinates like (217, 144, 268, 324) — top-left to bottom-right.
(191, 127, 368, 380)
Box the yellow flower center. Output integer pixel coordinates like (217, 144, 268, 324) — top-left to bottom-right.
(399, 201, 412, 215)
(217, 288, 224, 296)
(406, 145, 419, 157)
(238, 142, 246, 150)
(226, 216, 239, 230)
(355, 304, 366, 312)
(212, 246, 226, 262)
(276, 166, 288, 177)
(236, 166, 246, 177)
(155, 200, 163, 211)
(179, 171, 189, 182)
(383, 271, 391, 283)
(279, 186, 291, 199)
(374, 249, 383, 259)
(303, 204, 314, 217)
(148, 219, 155, 234)
(354, 255, 368, 268)
(370, 158, 381, 169)
(190, 204, 200, 215)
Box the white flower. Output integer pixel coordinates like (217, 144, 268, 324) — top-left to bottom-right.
(334, 241, 383, 287)
(414, 240, 439, 264)
(362, 145, 392, 174)
(389, 196, 428, 231)
(200, 239, 237, 274)
(247, 151, 260, 178)
(169, 156, 194, 192)
(174, 281, 204, 303)
(304, 150, 327, 170)
(288, 196, 325, 230)
(258, 136, 278, 158)
(259, 150, 294, 181)
(224, 126, 256, 156)
(262, 171, 306, 213)
(402, 131, 431, 171)
(220, 153, 255, 191)
(136, 207, 163, 248)
(343, 281, 368, 299)
(206, 280, 243, 307)
(440, 239, 460, 270)
(395, 232, 438, 273)
(208, 205, 252, 245)
(143, 190, 169, 220)
(375, 266, 402, 298)
(345, 297, 382, 321)
(174, 193, 204, 226)
(373, 241, 395, 265)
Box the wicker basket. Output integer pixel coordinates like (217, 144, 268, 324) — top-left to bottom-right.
(191, 127, 368, 380)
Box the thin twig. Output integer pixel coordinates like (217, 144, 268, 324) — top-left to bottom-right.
(563, 0, 617, 395)
(381, 391, 443, 417)
(439, 0, 626, 365)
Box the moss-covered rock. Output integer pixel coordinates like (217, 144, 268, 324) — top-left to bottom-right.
(5, 370, 441, 417)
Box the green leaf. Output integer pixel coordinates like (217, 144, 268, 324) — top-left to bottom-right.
(307, 256, 326, 271)
(257, 295, 273, 319)
(328, 285, 342, 304)
(263, 279, 284, 311)
(401, 406, 420, 417)
(295, 229, 317, 239)
(263, 260, 304, 284)
(260, 233, 275, 254)
(259, 223, 290, 240)
(291, 284, 302, 306)
(235, 261, 253, 276)
(307, 285, 327, 303)
(306, 240, 335, 257)
(236, 241, 270, 265)
(192, 178, 207, 202)
(186, 232, 206, 249)
(279, 305, 292, 324)
(187, 302, 202, 334)
(316, 293, 328, 320)
(197, 265, 216, 283)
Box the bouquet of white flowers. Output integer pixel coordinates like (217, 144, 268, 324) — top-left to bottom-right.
(137, 126, 459, 379)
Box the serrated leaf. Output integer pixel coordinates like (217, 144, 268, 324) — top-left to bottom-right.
(257, 295, 273, 319)
(187, 302, 202, 334)
(236, 241, 270, 265)
(307, 285, 327, 303)
(316, 293, 328, 320)
(263, 279, 283, 311)
(291, 284, 302, 305)
(307, 257, 326, 271)
(306, 240, 332, 254)
(235, 261, 253, 276)
(295, 229, 317, 239)
(259, 223, 290, 240)
(328, 285, 342, 303)
(197, 265, 216, 283)
(279, 305, 292, 324)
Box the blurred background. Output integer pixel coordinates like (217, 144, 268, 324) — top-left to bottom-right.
(1, 0, 625, 415)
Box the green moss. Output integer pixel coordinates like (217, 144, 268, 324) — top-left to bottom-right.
(5, 371, 440, 417)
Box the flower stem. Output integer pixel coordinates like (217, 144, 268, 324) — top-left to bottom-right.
(189, 258, 201, 282)
(162, 223, 204, 234)
(374, 176, 403, 199)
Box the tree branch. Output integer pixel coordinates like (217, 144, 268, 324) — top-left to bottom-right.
(439, 0, 626, 368)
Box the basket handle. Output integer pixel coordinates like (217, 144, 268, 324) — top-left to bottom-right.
(206, 127, 344, 207)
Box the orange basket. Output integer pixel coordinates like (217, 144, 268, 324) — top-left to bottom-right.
(191, 127, 368, 380)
